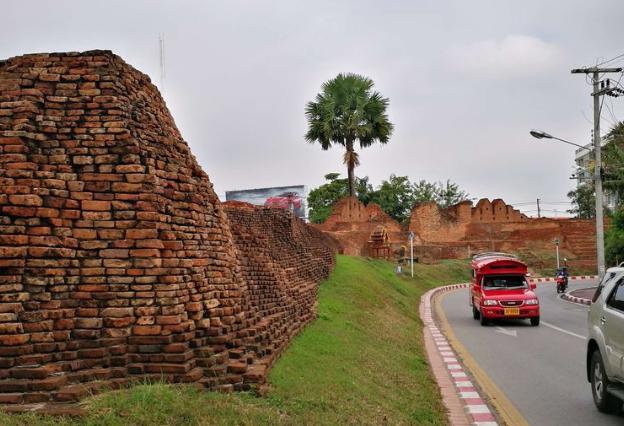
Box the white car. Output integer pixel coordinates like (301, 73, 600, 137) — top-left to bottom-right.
(587, 266, 624, 413)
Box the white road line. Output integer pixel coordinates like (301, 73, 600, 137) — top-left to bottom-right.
(494, 326, 517, 337)
(541, 321, 586, 340)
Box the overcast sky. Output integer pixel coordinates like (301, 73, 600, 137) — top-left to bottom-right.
(2, 0, 624, 217)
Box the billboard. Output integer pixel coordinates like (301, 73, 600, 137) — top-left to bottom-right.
(225, 185, 307, 219)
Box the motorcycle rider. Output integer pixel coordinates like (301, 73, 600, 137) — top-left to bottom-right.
(556, 266, 569, 293)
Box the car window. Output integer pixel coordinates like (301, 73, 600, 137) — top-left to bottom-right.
(593, 272, 618, 303)
(606, 279, 624, 312)
(482, 275, 527, 289)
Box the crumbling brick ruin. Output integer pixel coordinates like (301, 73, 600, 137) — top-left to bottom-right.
(319, 197, 597, 270)
(315, 197, 403, 256)
(0, 50, 335, 408)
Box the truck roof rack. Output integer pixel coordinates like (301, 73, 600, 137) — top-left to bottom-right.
(472, 252, 518, 260)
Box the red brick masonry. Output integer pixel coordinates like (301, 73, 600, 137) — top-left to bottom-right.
(0, 51, 335, 406)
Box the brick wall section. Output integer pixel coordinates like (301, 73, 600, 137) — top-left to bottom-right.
(409, 200, 596, 269)
(317, 197, 596, 269)
(0, 51, 335, 406)
(222, 201, 335, 369)
(317, 197, 404, 255)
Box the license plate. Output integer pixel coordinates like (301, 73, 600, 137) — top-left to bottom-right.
(504, 308, 520, 316)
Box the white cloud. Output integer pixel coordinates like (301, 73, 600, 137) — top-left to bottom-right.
(450, 35, 563, 78)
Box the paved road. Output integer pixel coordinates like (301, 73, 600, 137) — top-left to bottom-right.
(440, 279, 624, 426)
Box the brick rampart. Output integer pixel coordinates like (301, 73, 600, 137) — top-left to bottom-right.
(318, 197, 596, 269)
(316, 197, 404, 255)
(0, 51, 334, 406)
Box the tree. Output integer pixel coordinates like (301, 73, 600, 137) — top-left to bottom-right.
(567, 183, 595, 219)
(602, 121, 624, 205)
(307, 174, 470, 224)
(606, 208, 624, 266)
(436, 179, 470, 208)
(368, 175, 414, 224)
(305, 74, 393, 197)
(411, 179, 469, 208)
(412, 180, 439, 204)
(307, 173, 373, 224)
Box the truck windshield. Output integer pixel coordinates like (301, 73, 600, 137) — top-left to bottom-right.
(482, 275, 527, 289)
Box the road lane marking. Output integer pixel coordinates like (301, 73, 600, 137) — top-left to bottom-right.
(494, 326, 517, 337)
(541, 321, 586, 340)
(435, 291, 529, 426)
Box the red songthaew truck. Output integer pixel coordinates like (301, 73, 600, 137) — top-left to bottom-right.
(469, 252, 540, 326)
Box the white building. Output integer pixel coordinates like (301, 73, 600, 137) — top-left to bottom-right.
(574, 140, 619, 211)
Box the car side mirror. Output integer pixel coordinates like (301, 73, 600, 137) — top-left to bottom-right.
(530, 282, 536, 290)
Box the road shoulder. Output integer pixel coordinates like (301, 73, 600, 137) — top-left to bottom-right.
(434, 289, 530, 426)
(420, 285, 501, 425)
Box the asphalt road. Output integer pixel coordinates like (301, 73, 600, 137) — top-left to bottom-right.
(440, 278, 624, 426)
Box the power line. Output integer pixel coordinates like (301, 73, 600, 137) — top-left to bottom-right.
(595, 52, 624, 68)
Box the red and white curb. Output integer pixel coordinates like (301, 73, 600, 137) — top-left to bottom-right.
(561, 292, 592, 305)
(421, 284, 498, 426)
(532, 275, 598, 282)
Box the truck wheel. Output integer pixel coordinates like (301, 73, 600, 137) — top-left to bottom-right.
(480, 314, 488, 326)
(591, 350, 622, 413)
(472, 306, 480, 320)
(530, 316, 540, 326)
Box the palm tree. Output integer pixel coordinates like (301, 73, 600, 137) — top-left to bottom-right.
(305, 73, 393, 197)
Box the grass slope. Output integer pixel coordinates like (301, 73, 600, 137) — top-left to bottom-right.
(0, 256, 469, 426)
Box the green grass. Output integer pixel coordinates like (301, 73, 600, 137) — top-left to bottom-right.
(0, 256, 470, 426)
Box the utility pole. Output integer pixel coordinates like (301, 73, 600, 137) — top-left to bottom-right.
(536, 198, 541, 218)
(571, 66, 623, 276)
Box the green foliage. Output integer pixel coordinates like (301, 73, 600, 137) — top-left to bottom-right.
(307, 173, 373, 223)
(0, 256, 469, 426)
(368, 174, 414, 224)
(305, 73, 393, 196)
(602, 122, 624, 205)
(411, 180, 439, 204)
(606, 208, 624, 266)
(567, 183, 595, 219)
(308, 173, 470, 224)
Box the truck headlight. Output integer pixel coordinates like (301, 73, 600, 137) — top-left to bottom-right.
(525, 299, 539, 305)
(483, 300, 498, 306)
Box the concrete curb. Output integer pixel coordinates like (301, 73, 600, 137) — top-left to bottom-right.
(421, 284, 499, 426)
(561, 292, 592, 306)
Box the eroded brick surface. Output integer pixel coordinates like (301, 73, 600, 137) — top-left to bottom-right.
(0, 50, 335, 406)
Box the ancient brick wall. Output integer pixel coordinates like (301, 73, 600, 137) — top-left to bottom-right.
(315, 196, 596, 270)
(409, 199, 596, 269)
(316, 197, 404, 256)
(0, 51, 335, 406)
(222, 202, 335, 367)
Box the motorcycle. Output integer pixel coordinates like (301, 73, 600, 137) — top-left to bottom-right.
(556, 274, 568, 294)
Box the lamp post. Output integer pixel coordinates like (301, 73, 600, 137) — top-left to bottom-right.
(408, 231, 414, 278)
(530, 129, 604, 276)
(554, 238, 560, 269)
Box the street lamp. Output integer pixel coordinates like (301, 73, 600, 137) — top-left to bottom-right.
(529, 129, 605, 276)
(530, 129, 591, 151)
